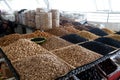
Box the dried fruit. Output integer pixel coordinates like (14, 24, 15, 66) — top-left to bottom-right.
(95, 37, 120, 48)
(61, 34, 88, 44)
(89, 28, 108, 36)
(79, 41, 116, 55)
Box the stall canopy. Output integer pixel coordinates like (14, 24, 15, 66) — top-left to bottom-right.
(0, 0, 120, 12)
(1, 0, 120, 23)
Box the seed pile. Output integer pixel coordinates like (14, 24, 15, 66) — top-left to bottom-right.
(51, 45, 102, 67)
(60, 20, 70, 26)
(60, 34, 88, 44)
(102, 28, 115, 34)
(95, 37, 120, 48)
(89, 28, 108, 36)
(12, 54, 73, 80)
(21, 33, 36, 38)
(45, 27, 71, 36)
(62, 26, 80, 34)
(41, 36, 73, 51)
(72, 22, 81, 26)
(0, 30, 53, 47)
(79, 41, 116, 55)
(2, 39, 49, 62)
(107, 34, 120, 41)
(22, 30, 53, 39)
(34, 30, 53, 38)
(62, 23, 73, 27)
(77, 30, 99, 40)
(0, 34, 22, 47)
(84, 25, 95, 30)
(74, 25, 89, 31)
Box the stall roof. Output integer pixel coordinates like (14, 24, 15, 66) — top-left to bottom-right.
(0, 0, 120, 12)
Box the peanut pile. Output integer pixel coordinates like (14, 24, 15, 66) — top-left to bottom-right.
(52, 45, 102, 67)
(45, 27, 71, 36)
(106, 34, 120, 41)
(41, 36, 73, 51)
(0, 34, 21, 47)
(77, 30, 99, 40)
(62, 26, 80, 34)
(22, 30, 53, 39)
(12, 54, 74, 80)
(102, 28, 115, 34)
(2, 39, 49, 62)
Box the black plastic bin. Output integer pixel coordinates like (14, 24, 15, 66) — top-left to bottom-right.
(75, 66, 104, 80)
(98, 58, 117, 75)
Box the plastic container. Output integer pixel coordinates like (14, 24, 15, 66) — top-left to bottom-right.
(52, 19, 59, 28)
(31, 37, 46, 44)
(50, 9, 60, 19)
(98, 58, 117, 75)
(39, 12, 52, 31)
